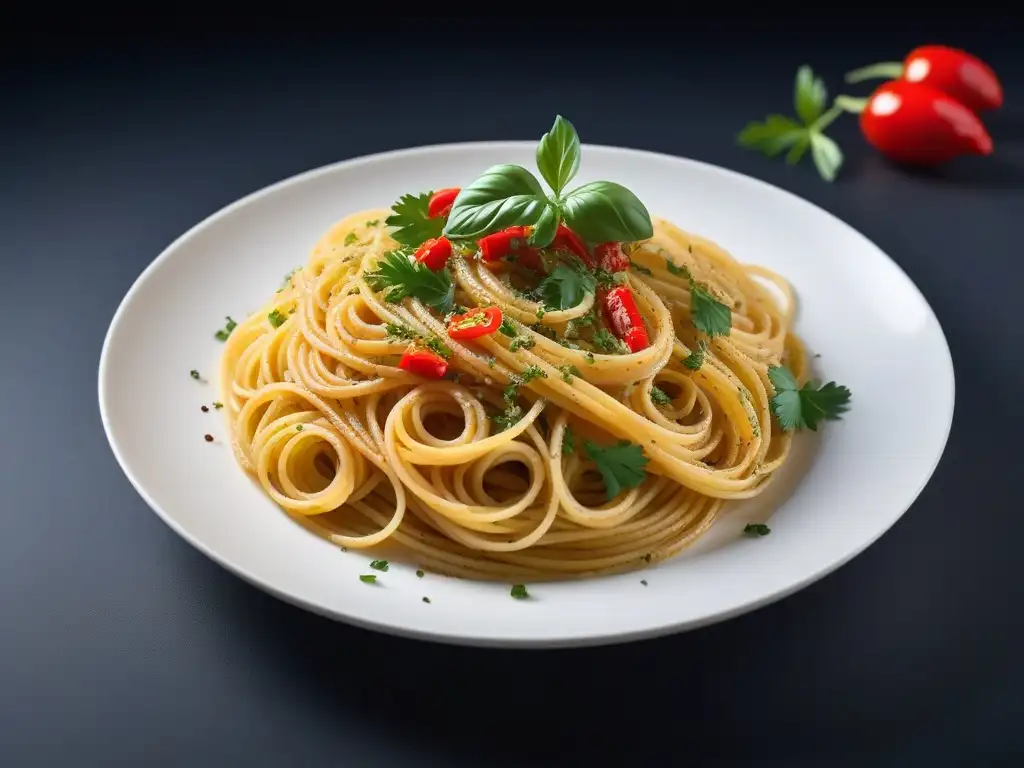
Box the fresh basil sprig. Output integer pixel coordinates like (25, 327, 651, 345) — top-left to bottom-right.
(443, 116, 654, 247)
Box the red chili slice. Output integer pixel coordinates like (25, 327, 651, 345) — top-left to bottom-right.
(551, 223, 593, 266)
(414, 237, 453, 271)
(594, 241, 629, 273)
(447, 306, 503, 340)
(601, 285, 650, 352)
(428, 188, 461, 218)
(398, 346, 449, 379)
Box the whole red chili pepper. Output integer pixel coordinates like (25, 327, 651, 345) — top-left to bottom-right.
(427, 188, 461, 218)
(847, 45, 1003, 114)
(601, 285, 649, 353)
(413, 237, 453, 271)
(478, 226, 544, 271)
(447, 306, 503, 340)
(398, 345, 449, 379)
(859, 80, 993, 166)
(550, 224, 593, 267)
(594, 242, 629, 274)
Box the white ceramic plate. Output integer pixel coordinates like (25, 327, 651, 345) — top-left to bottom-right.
(99, 143, 954, 648)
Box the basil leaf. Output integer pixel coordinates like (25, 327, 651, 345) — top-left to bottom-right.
(810, 132, 843, 182)
(443, 165, 547, 239)
(528, 203, 559, 247)
(561, 181, 653, 243)
(536, 115, 580, 196)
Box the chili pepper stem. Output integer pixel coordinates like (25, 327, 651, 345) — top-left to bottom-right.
(845, 62, 904, 84)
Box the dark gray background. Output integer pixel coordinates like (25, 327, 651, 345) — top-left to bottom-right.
(3, 10, 1023, 767)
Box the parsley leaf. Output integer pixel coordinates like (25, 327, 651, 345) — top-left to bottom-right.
(492, 404, 523, 432)
(666, 259, 691, 280)
(738, 65, 847, 182)
(510, 584, 529, 599)
(214, 316, 237, 341)
(369, 559, 389, 572)
(498, 318, 517, 338)
(591, 328, 628, 355)
(584, 440, 649, 500)
(520, 365, 547, 384)
(650, 386, 672, 406)
(683, 339, 709, 370)
(267, 309, 287, 328)
(364, 249, 455, 313)
(558, 364, 581, 383)
(768, 364, 851, 431)
(359, 574, 377, 584)
(744, 523, 771, 536)
(537, 261, 597, 310)
(424, 336, 453, 359)
(385, 322, 417, 341)
(690, 285, 731, 337)
(344, 232, 359, 246)
(562, 426, 575, 455)
(385, 192, 445, 248)
(509, 336, 535, 352)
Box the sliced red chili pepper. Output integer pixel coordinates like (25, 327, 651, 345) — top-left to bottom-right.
(398, 345, 449, 379)
(859, 80, 993, 166)
(414, 237, 453, 271)
(551, 224, 593, 267)
(428, 188, 461, 218)
(847, 45, 1002, 114)
(477, 226, 545, 271)
(594, 241, 629, 274)
(447, 306, 503, 340)
(601, 285, 649, 353)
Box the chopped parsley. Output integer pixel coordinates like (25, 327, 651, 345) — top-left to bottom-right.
(212, 401, 224, 409)
(359, 574, 377, 584)
(384, 191, 445, 247)
(562, 426, 575, 455)
(520, 365, 546, 384)
(369, 559, 389, 572)
(190, 369, 200, 380)
(558, 364, 581, 383)
(631, 261, 653, 276)
(584, 351, 595, 364)
(296, 425, 304, 431)
(267, 309, 287, 328)
(640, 579, 648, 586)
(385, 322, 418, 342)
(743, 523, 771, 536)
(492, 405, 524, 432)
(487, 356, 496, 368)
(536, 306, 546, 319)
(510, 584, 529, 599)
(565, 310, 595, 339)
(344, 232, 359, 246)
(768, 365, 851, 431)
(584, 439, 649, 500)
(666, 259, 691, 279)
(422, 596, 431, 603)
(683, 339, 709, 371)
(509, 336, 535, 352)
(416, 569, 425, 578)
(650, 386, 672, 406)
(591, 328, 628, 355)
(278, 267, 300, 291)
(214, 316, 237, 341)
(593, 268, 625, 290)
(365, 219, 379, 227)
(364, 248, 455, 313)
(498, 318, 517, 338)
(424, 335, 453, 359)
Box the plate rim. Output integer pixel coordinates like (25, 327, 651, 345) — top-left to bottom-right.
(98, 141, 956, 648)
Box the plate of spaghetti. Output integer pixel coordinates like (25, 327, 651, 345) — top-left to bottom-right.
(99, 117, 954, 647)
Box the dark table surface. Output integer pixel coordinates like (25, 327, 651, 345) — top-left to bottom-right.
(3, 12, 1023, 767)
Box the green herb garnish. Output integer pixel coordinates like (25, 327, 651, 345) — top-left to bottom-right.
(444, 116, 653, 246)
(359, 574, 377, 584)
(190, 369, 200, 380)
(212, 401, 224, 409)
(584, 440, 649, 500)
(510, 584, 530, 599)
(562, 425, 575, 455)
(591, 329, 628, 355)
(768, 365, 851, 431)
(683, 340, 709, 371)
(416, 569, 425, 578)
(650, 386, 672, 406)
(385, 322, 418, 342)
(631, 262, 653, 276)
(537, 261, 597, 310)
(267, 309, 287, 328)
(214, 316, 237, 341)
(344, 232, 359, 246)
(385, 192, 445, 247)
(558, 364, 581, 383)
(509, 336, 535, 352)
(364, 249, 455, 313)
(424, 336, 453, 359)
(743, 523, 771, 536)
(737, 65, 858, 182)
(520, 365, 546, 384)
(498, 318, 517, 338)
(422, 596, 431, 603)
(369, 559, 389, 572)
